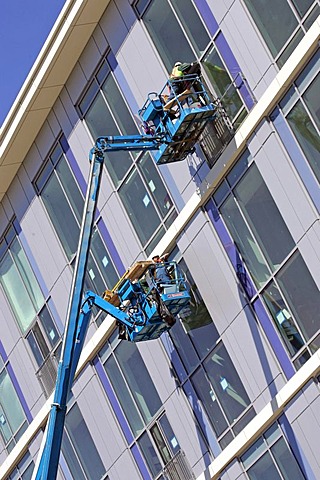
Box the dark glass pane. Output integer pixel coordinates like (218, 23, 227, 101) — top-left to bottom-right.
(90, 229, 119, 291)
(104, 355, 144, 436)
(56, 157, 84, 224)
(287, 101, 320, 182)
(169, 319, 199, 373)
(138, 432, 162, 477)
(191, 367, 228, 437)
(204, 343, 250, 423)
(33, 323, 50, 359)
(235, 164, 295, 271)
(272, 437, 305, 479)
(248, 451, 281, 480)
(292, 0, 313, 17)
(119, 169, 161, 245)
(85, 91, 132, 185)
(243, 0, 297, 57)
(26, 332, 44, 367)
(114, 341, 162, 423)
(276, 28, 304, 69)
(139, 153, 173, 218)
(42, 174, 80, 260)
(159, 415, 180, 455)
(65, 404, 105, 480)
(150, 423, 172, 463)
(171, 0, 210, 56)
(143, 0, 195, 71)
(221, 194, 270, 288)
(39, 306, 59, 348)
(61, 433, 86, 480)
(303, 74, 320, 129)
(277, 251, 320, 340)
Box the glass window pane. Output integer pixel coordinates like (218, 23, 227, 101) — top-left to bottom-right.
(235, 164, 295, 271)
(26, 332, 44, 367)
(203, 46, 243, 120)
(303, 74, 320, 129)
(221, 194, 270, 288)
(61, 432, 86, 480)
(42, 172, 80, 260)
(191, 367, 228, 437)
(139, 153, 173, 218)
(150, 423, 171, 463)
(0, 370, 26, 444)
(143, 0, 195, 71)
(119, 169, 161, 245)
(90, 229, 119, 291)
(262, 281, 305, 356)
(159, 415, 180, 455)
(171, 0, 210, 56)
(39, 306, 59, 349)
(271, 437, 305, 479)
(11, 239, 44, 312)
(204, 343, 250, 423)
(277, 251, 320, 340)
(56, 157, 84, 224)
(169, 320, 199, 373)
(114, 341, 162, 423)
(138, 431, 162, 477)
(65, 404, 105, 480)
(243, 0, 298, 57)
(104, 355, 144, 436)
(287, 100, 320, 182)
(0, 252, 37, 332)
(85, 91, 132, 185)
(292, 0, 313, 17)
(296, 50, 320, 93)
(247, 451, 281, 480)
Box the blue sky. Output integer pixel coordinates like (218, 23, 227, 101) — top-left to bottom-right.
(0, 0, 66, 127)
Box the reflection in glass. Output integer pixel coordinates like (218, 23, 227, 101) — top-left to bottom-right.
(203, 45, 242, 120)
(287, 100, 320, 182)
(204, 343, 250, 424)
(271, 437, 305, 479)
(262, 281, 304, 356)
(138, 432, 162, 477)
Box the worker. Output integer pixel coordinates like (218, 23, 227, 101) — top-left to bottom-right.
(149, 254, 175, 326)
(167, 61, 205, 107)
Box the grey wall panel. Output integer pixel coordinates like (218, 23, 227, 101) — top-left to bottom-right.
(116, 21, 168, 107)
(65, 62, 88, 106)
(163, 389, 211, 477)
(100, 1, 131, 56)
(221, 1, 277, 97)
(78, 37, 102, 81)
(220, 458, 246, 480)
(100, 192, 143, 268)
(222, 304, 284, 402)
(1, 193, 14, 221)
(254, 136, 317, 241)
(5, 175, 29, 224)
(298, 221, 320, 290)
(248, 119, 275, 157)
(55, 88, 80, 135)
(46, 110, 61, 139)
(22, 143, 43, 183)
(18, 165, 38, 206)
(0, 203, 9, 237)
(74, 372, 128, 470)
(9, 338, 44, 414)
(34, 120, 56, 161)
(20, 198, 67, 292)
(206, 0, 232, 25)
(109, 448, 143, 480)
(178, 217, 248, 333)
(138, 340, 178, 403)
(164, 159, 198, 204)
(92, 24, 109, 56)
(48, 265, 73, 330)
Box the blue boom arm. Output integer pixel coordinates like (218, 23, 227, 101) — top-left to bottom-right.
(32, 73, 214, 480)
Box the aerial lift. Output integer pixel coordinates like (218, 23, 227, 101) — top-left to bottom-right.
(32, 73, 217, 479)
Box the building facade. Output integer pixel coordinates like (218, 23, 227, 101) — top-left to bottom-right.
(0, 0, 320, 479)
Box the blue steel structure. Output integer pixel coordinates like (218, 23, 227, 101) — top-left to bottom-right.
(32, 75, 216, 480)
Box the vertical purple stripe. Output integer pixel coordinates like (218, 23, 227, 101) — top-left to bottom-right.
(160, 335, 187, 383)
(93, 357, 134, 443)
(279, 413, 317, 479)
(215, 32, 255, 110)
(252, 299, 294, 379)
(193, 0, 219, 36)
(131, 444, 152, 480)
(60, 135, 125, 275)
(272, 107, 320, 212)
(205, 200, 294, 380)
(0, 341, 8, 361)
(205, 200, 256, 299)
(97, 219, 125, 275)
(183, 380, 221, 457)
